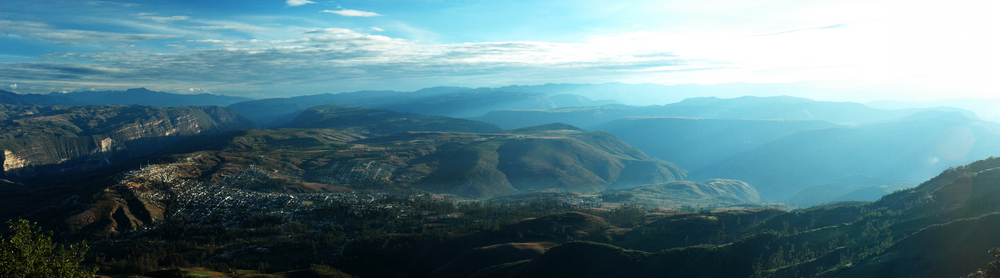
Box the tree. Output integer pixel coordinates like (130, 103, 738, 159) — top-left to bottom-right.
(0, 219, 96, 278)
(964, 248, 1000, 278)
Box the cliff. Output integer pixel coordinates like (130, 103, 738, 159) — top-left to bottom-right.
(0, 104, 257, 179)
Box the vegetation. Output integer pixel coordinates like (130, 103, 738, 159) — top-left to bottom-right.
(964, 248, 1000, 278)
(0, 219, 95, 278)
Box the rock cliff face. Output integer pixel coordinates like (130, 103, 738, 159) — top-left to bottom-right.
(0, 104, 257, 179)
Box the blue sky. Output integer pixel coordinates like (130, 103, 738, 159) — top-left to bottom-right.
(0, 0, 997, 100)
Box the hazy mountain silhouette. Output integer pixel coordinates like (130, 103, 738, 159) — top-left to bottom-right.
(693, 111, 1000, 201)
(50, 88, 252, 107)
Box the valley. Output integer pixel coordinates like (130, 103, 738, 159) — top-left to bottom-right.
(1, 85, 999, 278)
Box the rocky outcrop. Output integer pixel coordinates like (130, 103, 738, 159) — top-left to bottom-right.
(0, 105, 257, 180)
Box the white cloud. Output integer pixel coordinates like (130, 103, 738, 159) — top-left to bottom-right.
(370, 27, 384, 32)
(304, 28, 353, 34)
(0, 19, 180, 44)
(286, 0, 315, 7)
(134, 13, 190, 23)
(188, 25, 266, 33)
(9, 84, 16, 90)
(321, 9, 382, 17)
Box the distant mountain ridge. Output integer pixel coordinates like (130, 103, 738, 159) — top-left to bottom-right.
(282, 104, 503, 135)
(227, 86, 617, 127)
(1, 88, 252, 107)
(693, 111, 1000, 201)
(51, 88, 253, 107)
(473, 95, 966, 130)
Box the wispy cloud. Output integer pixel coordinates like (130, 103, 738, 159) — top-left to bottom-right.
(751, 22, 858, 37)
(304, 28, 353, 34)
(321, 9, 382, 17)
(370, 27, 384, 32)
(86, 1, 137, 8)
(286, 0, 315, 7)
(134, 13, 190, 23)
(0, 19, 181, 44)
(188, 25, 267, 33)
(1, 29, 702, 94)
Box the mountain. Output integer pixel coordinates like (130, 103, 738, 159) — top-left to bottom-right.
(472, 96, 941, 130)
(0, 90, 80, 106)
(600, 117, 842, 169)
(227, 87, 616, 127)
(0, 104, 257, 180)
(785, 175, 915, 207)
(869, 98, 1000, 123)
(692, 111, 1000, 201)
(133, 123, 684, 199)
(469, 157, 1000, 278)
(599, 179, 761, 209)
(51, 88, 253, 107)
(282, 105, 503, 135)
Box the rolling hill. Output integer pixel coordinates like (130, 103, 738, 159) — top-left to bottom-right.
(599, 179, 762, 209)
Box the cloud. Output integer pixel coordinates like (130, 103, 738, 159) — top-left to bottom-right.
(134, 13, 190, 23)
(321, 9, 382, 17)
(9, 84, 16, 90)
(86, 1, 137, 7)
(304, 28, 353, 34)
(286, 0, 315, 7)
(370, 27, 384, 32)
(188, 25, 266, 33)
(0, 30, 704, 95)
(0, 19, 180, 44)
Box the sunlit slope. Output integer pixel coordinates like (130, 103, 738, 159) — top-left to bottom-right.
(693, 111, 1000, 201)
(282, 104, 503, 135)
(0, 104, 257, 179)
(115, 123, 686, 199)
(601, 117, 841, 169)
(473, 96, 944, 130)
(600, 179, 761, 208)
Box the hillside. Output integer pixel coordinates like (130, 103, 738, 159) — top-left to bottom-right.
(480, 157, 1000, 278)
(282, 104, 502, 135)
(600, 179, 761, 209)
(0, 104, 257, 179)
(600, 117, 842, 169)
(693, 111, 1000, 201)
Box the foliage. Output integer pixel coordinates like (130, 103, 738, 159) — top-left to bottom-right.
(964, 248, 1000, 278)
(0, 219, 96, 278)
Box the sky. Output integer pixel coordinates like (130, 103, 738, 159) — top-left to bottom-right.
(0, 0, 997, 100)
